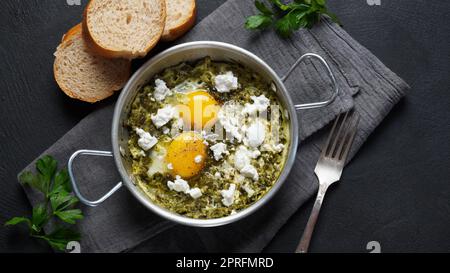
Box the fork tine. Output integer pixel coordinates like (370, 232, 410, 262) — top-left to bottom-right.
(328, 111, 349, 157)
(339, 115, 360, 162)
(334, 111, 355, 159)
(320, 113, 342, 157)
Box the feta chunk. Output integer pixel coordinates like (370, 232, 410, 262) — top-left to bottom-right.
(188, 188, 202, 199)
(162, 126, 170, 135)
(221, 184, 236, 207)
(233, 146, 260, 181)
(151, 105, 177, 128)
(244, 120, 266, 148)
(135, 128, 158, 151)
(167, 163, 173, 170)
(234, 146, 260, 170)
(194, 155, 203, 164)
(262, 143, 285, 153)
(273, 143, 285, 153)
(242, 183, 255, 197)
(153, 79, 172, 101)
(218, 102, 245, 142)
(240, 165, 259, 181)
(243, 95, 270, 115)
(201, 130, 219, 142)
(214, 71, 238, 93)
(210, 142, 228, 161)
(167, 176, 190, 193)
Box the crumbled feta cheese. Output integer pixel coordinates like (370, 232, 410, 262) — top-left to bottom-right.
(244, 120, 266, 148)
(151, 105, 177, 128)
(201, 130, 219, 142)
(194, 155, 203, 164)
(167, 176, 190, 193)
(262, 143, 285, 153)
(210, 142, 228, 161)
(167, 163, 173, 170)
(135, 128, 158, 151)
(214, 71, 238, 93)
(234, 146, 259, 170)
(242, 183, 255, 197)
(218, 102, 244, 142)
(188, 188, 202, 199)
(243, 95, 270, 115)
(153, 79, 172, 101)
(221, 184, 236, 207)
(240, 165, 259, 181)
(273, 143, 285, 153)
(162, 126, 170, 135)
(214, 172, 222, 178)
(230, 210, 237, 215)
(234, 174, 245, 184)
(167, 176, 202, 199)
(233, 146, 260, 181)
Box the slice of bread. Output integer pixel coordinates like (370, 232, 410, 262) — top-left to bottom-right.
(162, 0, 196, 41)
(54, 24, 131, 103)
(83, 0, 166, 59)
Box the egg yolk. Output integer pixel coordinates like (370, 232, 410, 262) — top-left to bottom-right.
(166, 132, 207, 179)
(178, 90, 220, 130)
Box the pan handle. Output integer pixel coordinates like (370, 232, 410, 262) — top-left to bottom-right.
(282, 53, 339, 110)
(68, 149, 123, 207)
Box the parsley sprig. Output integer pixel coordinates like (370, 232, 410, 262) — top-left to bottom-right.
(5, 155, 83, 251)
(245, 0, 340, 38)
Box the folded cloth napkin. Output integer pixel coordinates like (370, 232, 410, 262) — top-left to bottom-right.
(19, 0, 409, 253)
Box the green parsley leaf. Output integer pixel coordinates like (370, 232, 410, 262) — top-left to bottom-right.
(245, 0, 340, 37)
(255, 0, 273, 15)
(36, 156, 57, 191)
(50, 190, 78, 212)
(52, 168, 72, 195)
(6, 155, 84, 251)
(4, 217, 31, 227)
(31, 204, 48, 233)
(270, 0, 290, 11)
(19, 171, 46, 194)
(54, 209, 84, 224)
(245, 14, 273, 30)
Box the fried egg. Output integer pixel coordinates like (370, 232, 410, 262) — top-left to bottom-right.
(177, 90, 220, 130)
(166, 132, 207, 179)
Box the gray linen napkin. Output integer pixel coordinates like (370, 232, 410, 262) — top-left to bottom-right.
(18, 0, 409, 253)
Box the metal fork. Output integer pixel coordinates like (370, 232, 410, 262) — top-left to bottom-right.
(296, 111, 360, 253)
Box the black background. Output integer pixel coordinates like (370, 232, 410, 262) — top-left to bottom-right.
(1, 0, 449, 253)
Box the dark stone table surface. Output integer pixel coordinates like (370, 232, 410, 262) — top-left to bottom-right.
(1, 0, 449, 252)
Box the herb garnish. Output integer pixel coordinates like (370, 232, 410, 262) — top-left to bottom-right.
(5, 155, 83, 251)
(245, 0, 340, 38)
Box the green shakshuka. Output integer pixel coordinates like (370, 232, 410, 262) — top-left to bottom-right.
(125, 57, 290, 218)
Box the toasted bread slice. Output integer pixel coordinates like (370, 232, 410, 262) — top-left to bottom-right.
(83, 0, 166, 59)
(162, 0, 196, 41)
(53, 24, 131, 103)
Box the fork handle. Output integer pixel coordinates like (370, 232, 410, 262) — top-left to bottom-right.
(296, 184, 329, 253)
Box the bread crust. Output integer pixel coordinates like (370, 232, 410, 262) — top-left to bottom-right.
(161, 1, 196, 42)
(82, 0, 166, 59)
(53, 24, 131, 103)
